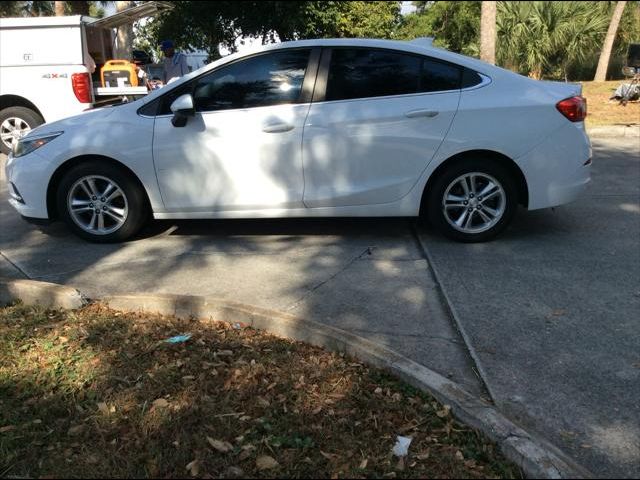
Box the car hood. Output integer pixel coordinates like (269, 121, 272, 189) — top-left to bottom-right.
(24, 106, 120, 139)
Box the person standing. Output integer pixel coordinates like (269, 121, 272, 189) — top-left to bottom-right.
(160, 40, 189, 84)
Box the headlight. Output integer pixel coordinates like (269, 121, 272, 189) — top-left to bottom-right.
(12, 132, 63, 158)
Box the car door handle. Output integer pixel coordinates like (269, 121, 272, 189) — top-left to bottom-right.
(405, 109, 439, 119)
(262, 123, 295, 133)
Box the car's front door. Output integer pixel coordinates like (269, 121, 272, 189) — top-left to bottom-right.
(152, 48, 317, 212)
(302, 48, 461, 208)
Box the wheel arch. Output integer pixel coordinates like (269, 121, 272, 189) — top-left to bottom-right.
(0, 95, 45, 120)
(420, 149, 529, 216)
(47, 155, 151, 220)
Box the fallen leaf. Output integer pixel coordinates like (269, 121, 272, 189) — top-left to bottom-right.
(436, 405, 451, 418)
(416, 451, 430, 461)
(207, 437, 233, 453)
(256, 455, 279, 471)
(374, 387, 383, 395)
(67, 425, 84, 436)
(97, 402, 109, 415)
(256, 396, 270, 408)
(0, 425, 16, 433)
(58, 336, 69, 343)
(359, 459, 368, 469)
(186, 460, 199, 477)
(152, 398, 169, 409)
(396, 456, 406, 471)
(320, 450, 338, 461)
(455, 450, 464, 461)
(225, 466, 245, 478)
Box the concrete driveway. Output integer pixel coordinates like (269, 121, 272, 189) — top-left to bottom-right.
(1, 136, 639, 477)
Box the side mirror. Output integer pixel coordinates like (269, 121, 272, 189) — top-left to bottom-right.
(170, 93, 195, 127)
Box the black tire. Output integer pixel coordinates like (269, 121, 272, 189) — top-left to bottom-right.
(426, 158, 518, 243)
(0, 106, 45, 155)
(57, 161, 149, 243)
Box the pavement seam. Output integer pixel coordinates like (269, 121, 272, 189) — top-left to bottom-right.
(410, 224, 498, 403)
(0, 251, 30, 279)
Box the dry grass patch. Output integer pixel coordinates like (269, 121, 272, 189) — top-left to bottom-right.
(581, 80, 640, 127)
(0, 303, 521, 479)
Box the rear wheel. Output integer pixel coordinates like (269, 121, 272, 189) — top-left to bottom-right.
(426, 158, 518, 242)
(0, 107, 44, 155)
(57, 162, 149, 243)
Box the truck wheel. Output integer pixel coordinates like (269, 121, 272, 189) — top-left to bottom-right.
(0, 107, 45, 155)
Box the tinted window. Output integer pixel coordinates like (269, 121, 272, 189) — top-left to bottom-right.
(193, 49, 310, 112)
(326, 49, 421, 101)
(421, 58, 462, 92)
(462, 68, 483, 88)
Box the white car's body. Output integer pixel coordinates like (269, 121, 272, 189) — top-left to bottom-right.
(5, 38, 591, 241)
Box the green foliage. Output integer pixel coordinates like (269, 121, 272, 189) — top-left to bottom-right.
(138, 1, 401, 59)
(0, 1, 106, 18)
(397, 1, 480, 56)
(300, 1, 401, 39)
(497, 1, 610, 79)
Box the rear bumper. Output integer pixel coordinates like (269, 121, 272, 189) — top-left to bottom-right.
(517, 123, 592, 210)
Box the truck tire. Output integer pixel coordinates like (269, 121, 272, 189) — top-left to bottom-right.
(0, 106, 45, 155)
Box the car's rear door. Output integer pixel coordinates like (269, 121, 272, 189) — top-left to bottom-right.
(302, 47, 461, 208)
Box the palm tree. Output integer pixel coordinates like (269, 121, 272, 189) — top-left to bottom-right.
(480, 1, 496, 64)
(497, 1, 609, 80)
(594, 1, 627, 81)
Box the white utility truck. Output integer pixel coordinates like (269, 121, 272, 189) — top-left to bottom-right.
(0, 2, 171, 154)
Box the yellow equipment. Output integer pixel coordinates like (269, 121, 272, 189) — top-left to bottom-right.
(101, 60, 139, 88)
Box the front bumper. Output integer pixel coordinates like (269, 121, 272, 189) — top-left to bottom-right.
(5, 151, 51, 219)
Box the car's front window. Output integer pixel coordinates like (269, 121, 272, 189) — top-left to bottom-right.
(193, 49, 311, 112)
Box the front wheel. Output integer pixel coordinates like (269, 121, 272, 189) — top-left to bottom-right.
(57, 162, 149, 243)
(426, 159, 518, 243)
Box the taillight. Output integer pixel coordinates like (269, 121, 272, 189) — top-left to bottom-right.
(71, 73, 92, 104)
(556, 96, 587, 122)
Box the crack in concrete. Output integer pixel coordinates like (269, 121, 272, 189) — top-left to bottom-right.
(0, 251, 30, 279)
(284, 246, 374, 311)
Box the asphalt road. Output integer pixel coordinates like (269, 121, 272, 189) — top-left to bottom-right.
(1, 137, 639, 477)
(418, 137, 640, 478)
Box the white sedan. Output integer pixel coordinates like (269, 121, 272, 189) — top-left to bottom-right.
(5, 38, 591, 243)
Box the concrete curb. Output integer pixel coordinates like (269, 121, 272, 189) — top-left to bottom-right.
(587, 124, 640, 138)
(1, 280, 592, 478)
(0, 277, 86, 310)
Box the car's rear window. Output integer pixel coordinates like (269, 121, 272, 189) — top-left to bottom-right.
(325, 48, 463, 102)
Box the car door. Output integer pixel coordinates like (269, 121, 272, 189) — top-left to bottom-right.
(151, 48, 318, 212)
(302, 48, 461, 208)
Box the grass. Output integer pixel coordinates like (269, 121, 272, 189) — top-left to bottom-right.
(0, 303, 522, 479)
(580, 80, 640, 127)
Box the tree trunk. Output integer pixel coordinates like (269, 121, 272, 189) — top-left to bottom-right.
(54, 1, 65, 16)
(594, 1, 627, 81)
(480, 1, 497, 64)
(115, 1, 135, 60)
